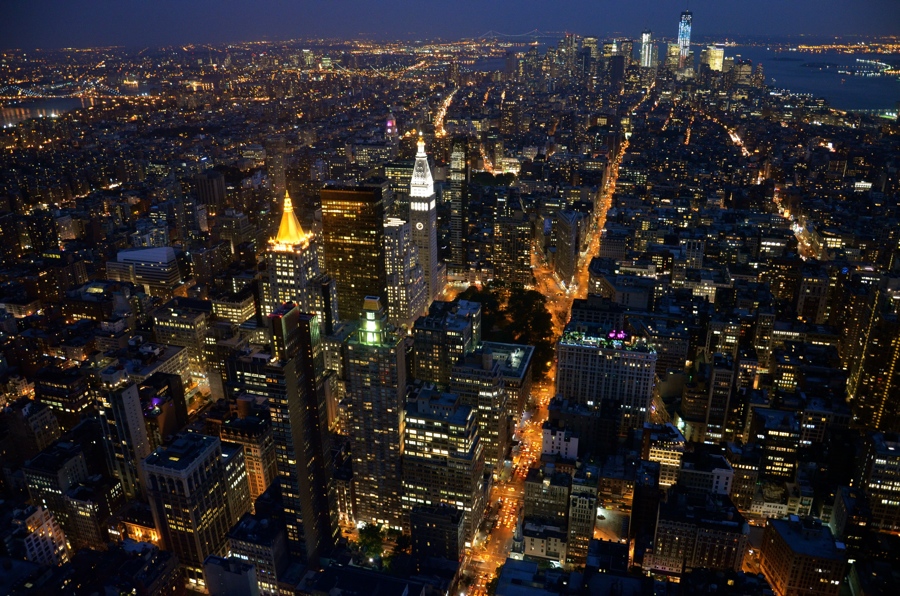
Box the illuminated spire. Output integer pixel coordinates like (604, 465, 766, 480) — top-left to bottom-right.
(409, 136, 434, 198)
(273, 190, 308, 247)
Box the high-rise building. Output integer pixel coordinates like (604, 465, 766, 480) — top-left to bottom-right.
(450, 350, 510, 474)
(23, 441, 89, 539)
(448, 137, 470, 276)
(195, 170, 227, 215)
(642, 422, 686, 488)
(144, 433, 232, 588)
(409, 138, 441, 304)
(409, 504, 465, 566)
(97, 378, 152, 499)
(759, 517, 846, 596)
(12, 505, 70, 567)
(321, 182, 390, 318)
(678, 352, 739, 443)
(265, 136, 287, 197)
(228, 512, 290, 596)
(493, 212, 534, 287)
(556, 322, 657, 433)
(106, 247, 184, 300)
(566, 469, 598, 566)
(265, 190, 337, 334)
(856, 432, 900, 533)
(226, 304, 337, 563)
(220, 416, 278, 509)
(678, 11, 693, 70)
(401, 387, 486, 544)
(412, 299, 481, 386)
(643, 489, 748, 576)
(383, 217, 427, 328)
(346, 297, 407, 529)
(640, 30, 654, 68)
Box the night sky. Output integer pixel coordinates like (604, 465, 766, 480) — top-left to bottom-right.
(3, 0, 899, 49)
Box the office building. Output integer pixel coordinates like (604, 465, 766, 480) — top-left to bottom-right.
(321, 182, 390, 319)
(644, 490, 749, 576)
(23, 441, 89, 539)
(524, 465, 571, 522)
(493, 212, 534, 287)
(678, 353, 739, 443)
(679, 452, 734, 497)
(556, 322, 657, 433)
(195, 170, 227, 215)
(144, 433, 232, 588)
(450, 350, 510, 473)
(346, 297, 407, 529)
(11, 505, 70, 567)
(265, 190, 337, 333)
(642, 422, 686, 488)
(760, 517, 846, 596)
(221, 441, 252, 526)
(106, 247, 184, 300)
(97, 379, 152, 499)
(220, 416, 278, 509)
(409, 504, 465, 566)
(228, 512, 289, 596)
(383, 217, 427, 328)
(409, 137, 441, 303)
(856, 432, 900, 533)
(481, 341, 534, 421)
(567, 470, 598, 566)
(203, 555, 260, 596)
(226, 304, 337, 563)
(448, 137, 470, 275)
(412, 299, 481, 386)
(401, 387, 486, 543)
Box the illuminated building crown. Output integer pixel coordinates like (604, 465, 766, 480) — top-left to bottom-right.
(271, 190, 308, 248)
(410, 137, 435, 199)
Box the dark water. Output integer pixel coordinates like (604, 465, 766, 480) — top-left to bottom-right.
(0, 97, 97, 128)
(731, 46, 899, 111)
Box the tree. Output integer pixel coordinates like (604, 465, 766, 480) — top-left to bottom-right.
(358, 523, 385, 558)
(460, 285, 556, 379)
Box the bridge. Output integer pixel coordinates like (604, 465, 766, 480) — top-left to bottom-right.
(0, 80, 125, 100)
(474, 29, 566, 41)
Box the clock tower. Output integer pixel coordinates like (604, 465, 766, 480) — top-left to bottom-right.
(409, 136, 441, 304)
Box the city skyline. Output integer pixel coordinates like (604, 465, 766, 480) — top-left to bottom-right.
(3, 0, 900, 50)
(0, 1, 898, 593)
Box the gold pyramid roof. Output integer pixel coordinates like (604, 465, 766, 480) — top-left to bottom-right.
(272, 190, 308, 247)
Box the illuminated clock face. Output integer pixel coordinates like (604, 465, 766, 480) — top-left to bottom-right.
(415, 222, 424, 230)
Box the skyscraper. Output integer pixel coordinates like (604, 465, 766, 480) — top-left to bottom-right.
(265, 190, 338, 333)
(401, 386, 486, 544)
(346, 297, 407, 529)
(225, 304, 337, 563)
(384, 217, 427, 328)
(640, 30, 654, 68)
(97, 377, 152, 500)
(321, 182, 389, 318)
(448, 137, 469, 277)
(409, 137, 441, 304)
(556, 322, 657, 433)
(450, 350, 509, 473)
(678, 11, 693, 70)
(144, 433, 232, 588)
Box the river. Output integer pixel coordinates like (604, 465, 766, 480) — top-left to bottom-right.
(1, 97, 98, 128)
